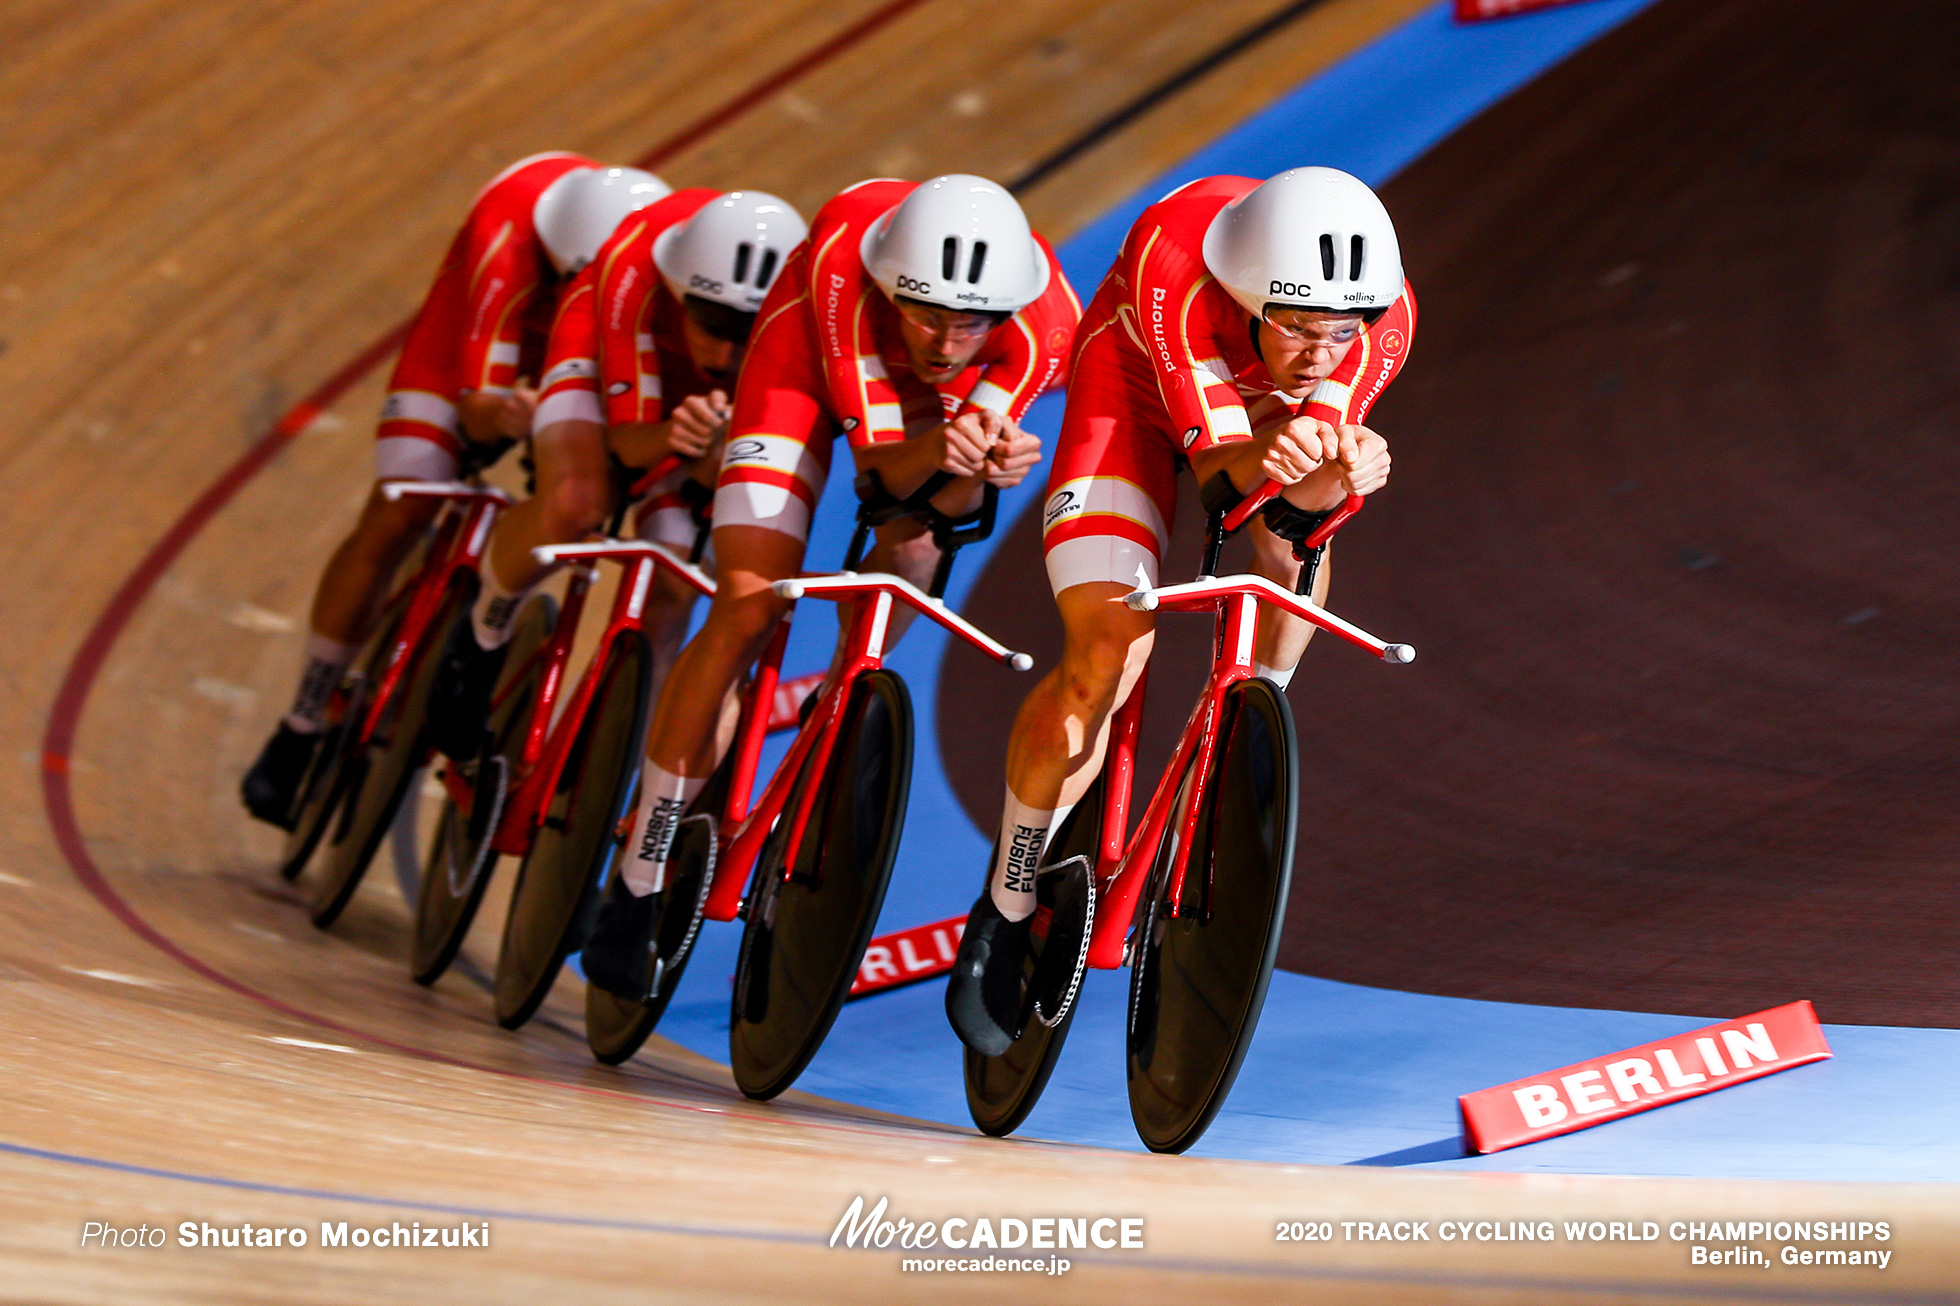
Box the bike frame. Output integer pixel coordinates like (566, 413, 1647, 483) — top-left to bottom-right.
(440, 537, 717, 859)
(1081, 514, 1414, 970)
(365, 481, 511, 744)
(697, 571, 1033, 923)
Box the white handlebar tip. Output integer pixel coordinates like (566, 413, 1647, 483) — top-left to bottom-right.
(1384, 644, 1416, 664)
(1007, 652, 1034, 672)
(772, 580, 806, 600)
(1123, 591, 1159, 612)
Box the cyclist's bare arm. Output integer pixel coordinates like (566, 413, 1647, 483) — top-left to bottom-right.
(457, 385, 538, 445)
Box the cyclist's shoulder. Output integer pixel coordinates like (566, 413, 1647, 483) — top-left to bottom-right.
(471, 152, 598, 216)
(806, 178, 914, 248)
(1135, 175, 1259, 241)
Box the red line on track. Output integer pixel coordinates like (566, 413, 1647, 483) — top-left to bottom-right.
(37, 0, 940, 1133)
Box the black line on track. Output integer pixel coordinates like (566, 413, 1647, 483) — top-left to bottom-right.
(1008, 0, 1332, 195)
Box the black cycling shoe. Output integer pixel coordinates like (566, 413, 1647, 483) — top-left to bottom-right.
(428, 618, 507, 763)
(240, 722, 321, 830)
(946, 892, 1031, 1057)
(581, 874, 659, 1002)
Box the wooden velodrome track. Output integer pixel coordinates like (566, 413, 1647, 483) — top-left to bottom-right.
(1, 0, 1954, 1301)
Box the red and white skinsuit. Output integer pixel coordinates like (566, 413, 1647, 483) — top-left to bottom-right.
(532, 186, 732, 551)
(1040, 174, 1416, 594)
(373, 151, 595, 481)
(712, 179, 1081, 544)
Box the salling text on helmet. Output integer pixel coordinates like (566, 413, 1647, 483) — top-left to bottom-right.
(1201, 167, 1404, 319)
(654, 192, 809, 314)
(860, 175, 1050, 314)
(534, 167, 672, 276)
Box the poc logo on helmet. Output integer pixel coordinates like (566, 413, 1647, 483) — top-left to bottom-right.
(689, 273, 725, 293)
(896, 274, 932, 294)
(1268, 280, 1314, 298)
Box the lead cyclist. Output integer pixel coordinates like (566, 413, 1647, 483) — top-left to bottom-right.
(947, 167, 1418, 1055)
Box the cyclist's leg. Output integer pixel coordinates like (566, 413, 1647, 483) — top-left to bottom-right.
(428, 418, 613, 759)
(472, 418, 612, 649)
(949, 365, 1177, 1052)
(619, 426, 832, 893)
(632, 486, 712, 690)
(242, 435, 448, 825)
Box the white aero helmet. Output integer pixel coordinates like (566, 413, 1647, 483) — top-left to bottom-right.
(533, 166, 672, 275)
(652, 191, 808, 314)
(1201, 167, 1403, 319)
(860, 174, 1050, 314)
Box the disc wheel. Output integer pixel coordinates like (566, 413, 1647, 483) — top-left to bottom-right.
(408, 595, 556, 986)
(492, 631, 652, 1030)
(308, 584, 468, 927)
(963, 771, 1105, 1137)
(729, 670, 911, 1100)
(583, 761, 726, 1065)
(1126, 677, 1298, 1154)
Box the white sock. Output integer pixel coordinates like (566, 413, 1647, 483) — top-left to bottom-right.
(1254, 660, 1297, 690)
(621, 763, 707, 896)
(470, 559, 532, 651)
(988, 787, 1076, 922)
(284, 633, 358, 733)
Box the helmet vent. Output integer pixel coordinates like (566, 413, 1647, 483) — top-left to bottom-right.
(733, 243, 752, 284)
(756, 248, 779, 290)
(967, 241, 988, 284)
(942, 236, 960, 281)
(1350, 235, 1365, 282)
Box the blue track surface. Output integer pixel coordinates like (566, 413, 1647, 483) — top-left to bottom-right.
(627, 0, 1960, 1180)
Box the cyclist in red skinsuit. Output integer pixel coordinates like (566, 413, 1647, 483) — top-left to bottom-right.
(242, 153, 669, 826)
(949, 168, 1417, 1054)
(429, 188, 808, 761)
(583, 175, 1081, 999)
(710, 178, 1078, 543)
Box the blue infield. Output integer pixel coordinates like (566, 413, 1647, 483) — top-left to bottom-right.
(590, 0, 1960, 1181)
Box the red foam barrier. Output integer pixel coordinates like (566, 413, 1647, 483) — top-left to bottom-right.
(850, 915, 965, 998)
(1455, 0, 1598, 21)
(1460, 1000, 1832, 1153)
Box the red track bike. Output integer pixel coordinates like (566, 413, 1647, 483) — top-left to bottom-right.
(964, 486, 1415, 1153)
(406, 463, 718, 1031)
(584, 475, 1033, 1099)
(280, 477, 510, 928)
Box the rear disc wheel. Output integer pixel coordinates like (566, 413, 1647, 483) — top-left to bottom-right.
(493, 632, 652, 1030)
(308, 586, 467, 927)
(1126, 677, 1297, 1154)
(963, 771, 1105, 1137)
(729, 670, 911, 1100)
(409, 595, 556, 985)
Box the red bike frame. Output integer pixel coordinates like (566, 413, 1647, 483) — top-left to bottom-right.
(681, 570, 1033, 923)
(1081, 500, 1413, 969)
(368, 481, 511, 743)
(440, 536, 718, 858)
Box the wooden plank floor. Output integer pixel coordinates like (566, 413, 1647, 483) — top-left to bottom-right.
(1, 0, 1954, 1300)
